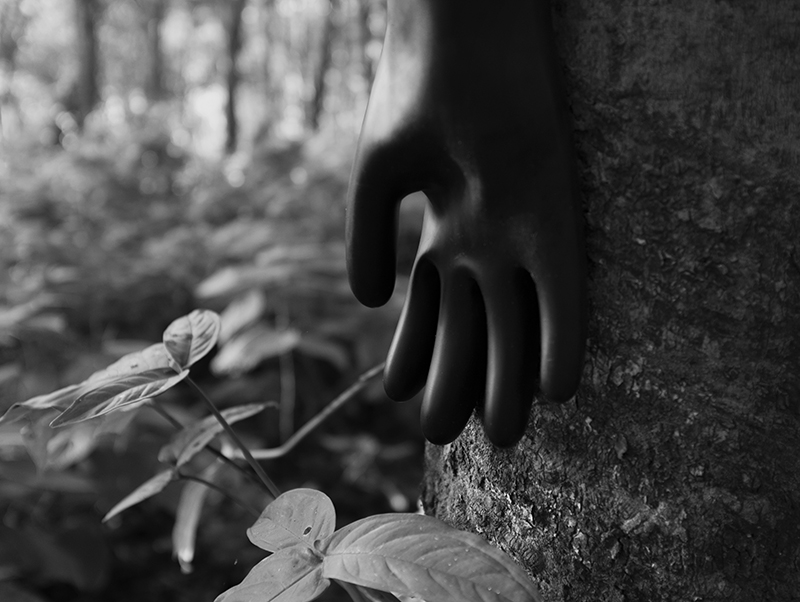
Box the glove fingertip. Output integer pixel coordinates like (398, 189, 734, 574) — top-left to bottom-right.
(383, 258, 439, 400)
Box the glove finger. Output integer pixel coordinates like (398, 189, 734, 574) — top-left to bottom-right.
(384, 257, 440, 401)
(534, 250, 587, 401)
(482, 269, 540, 447)
(346, 139, 406, 308)
(421, 270, 487, 445)
(346, 110, 448, 308)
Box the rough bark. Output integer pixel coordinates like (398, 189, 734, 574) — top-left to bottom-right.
(422, 2, 800, 601)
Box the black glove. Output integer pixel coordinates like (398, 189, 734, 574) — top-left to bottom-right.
(346, 0, 587, 447)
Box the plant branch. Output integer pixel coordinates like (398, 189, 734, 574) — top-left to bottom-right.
(177, 472, 260, 518)
(244, 363, 384, 460)
(148, 402, 270, 493)
(185, 378, 281, 500)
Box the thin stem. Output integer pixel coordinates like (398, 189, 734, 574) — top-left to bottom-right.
(277, 305, 296, 442)
(148, 402, 270, 493)
(244, 363, 384, 460)
(177, 472, 260, 518)
(186, 377, 281, 500)
(150, 401, 184, 430)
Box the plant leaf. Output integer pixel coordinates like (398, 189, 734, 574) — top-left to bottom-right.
(321, 514, 543, 602)
(1, 344, 176, 426)
(87, 343, 176, 382)
(219, 290, 268, 343)
(158, 403, 272, 467)
(335, 583, 401, 602)
(296, 336, 351, 372)
(163, 309, 221, 371)
(0, 384, 84, 425)
(51, 368, 189, 427)
(19, 404, 140, 471)
(248, 489, 336, 553)
(215, 547, 328, 602)
(211, 326, 300, 375)
(173, 460, 223, 574)
(103, 469, 175, 522)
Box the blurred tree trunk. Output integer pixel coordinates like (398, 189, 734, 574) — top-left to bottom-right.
(225, 0, 246, 153)
(0, 0, 27, 139)
(255, 0, 276, 140)
(356, 0, 373, 85)
(422, 2, 800, 601)
(145, 0, 167, 100)
(72, 0, 101, 128)
(306, 0, 339, 132)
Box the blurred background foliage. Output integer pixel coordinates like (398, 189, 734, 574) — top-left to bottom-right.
(0, 0, 428, 600)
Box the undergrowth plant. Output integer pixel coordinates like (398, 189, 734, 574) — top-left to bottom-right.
(1, 309, 543, 602)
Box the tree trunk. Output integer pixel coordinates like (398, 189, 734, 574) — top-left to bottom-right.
(422, 2, 800, 601)
(225, 0, 246, 154)
(73, 0, 101, 128)
(145, 0, 166, 101)
(0, 0, 27, 140)
(356, 0, 374, 86)
(306, 0, 338, 132)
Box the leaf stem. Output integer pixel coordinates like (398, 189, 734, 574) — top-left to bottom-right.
(245, 363, 384, 460)
(177, 472, 260, 518)
(148, 403, 270, 493)
(149, 402, 184, 429)
(185, 378, 281, 500)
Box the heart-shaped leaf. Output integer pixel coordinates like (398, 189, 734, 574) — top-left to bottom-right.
(103, 469, 175, 522)
(321, 514, 543, 602)
(163, 310, 221, 371)
(159, 403, 273, 467)
(215, 547, 329, 602)
(51, 368, 189, 427)
(248, 489, 336, 553)
(173, 460, 223, 574)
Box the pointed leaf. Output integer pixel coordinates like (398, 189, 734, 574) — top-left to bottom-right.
(20, 405, 140, 471)
(215, 547, 328, 602)
(87, 343, 175, 382)
(103, 469, 175, 522)
(159, 403, 272, 467)
(1, 384, 84, 424)
(321, 514, 543, 602)
(296, 336, 351, 372)
(173, 460, 223, 573)
(49, 409, 140, 470)
(219, 291, 268, 343)
(51, 368, 189, 427)
(1, 344, 176, 426)
(248, 489, 336, 553)
(336, 583, 401, 602)
(211, 326, 300, 375)
(163, 310, 221, 370)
